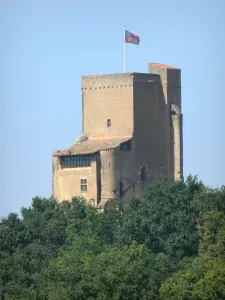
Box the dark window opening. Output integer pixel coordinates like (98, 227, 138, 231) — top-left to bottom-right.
(120, 140, 132, 151)
(81, 178, 87, 192)
(171, 110, 176, 115)
(140, 165, 148, 183)
(107, 119, 111, 128)
(61, 155, 91, 168)
(119, 180, 124, 198)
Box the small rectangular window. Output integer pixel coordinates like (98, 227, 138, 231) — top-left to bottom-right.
(107, 119, 111, 128)
(81, 178, 87, 193)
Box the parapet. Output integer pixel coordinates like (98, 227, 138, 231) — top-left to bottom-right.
(148, 62, 181, 87)
(82, 73, 134, 89)
(149, 62, 180, 71)
(82, 72, 161, 90)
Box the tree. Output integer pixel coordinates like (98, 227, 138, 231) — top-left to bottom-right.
(115, 176, 205, 259)
(0, 196, 94, 299)
(1, 177, 225, 299)
(199, 211, 225, 259)
(160, 256, 225, 300)
(160, 193, 225, 300)
(42, 239, 170, 300)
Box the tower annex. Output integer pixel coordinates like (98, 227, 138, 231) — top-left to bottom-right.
(52, 62, 183, 209)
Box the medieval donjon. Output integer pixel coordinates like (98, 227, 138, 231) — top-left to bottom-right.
(52, 62, 183, 209)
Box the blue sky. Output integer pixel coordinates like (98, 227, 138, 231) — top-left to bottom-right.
(0, 0, 224, 217)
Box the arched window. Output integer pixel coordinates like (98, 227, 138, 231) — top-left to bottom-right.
(140, 165, 148, 183)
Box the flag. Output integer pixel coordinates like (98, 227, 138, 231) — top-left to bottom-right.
(125, 29, 140, 45)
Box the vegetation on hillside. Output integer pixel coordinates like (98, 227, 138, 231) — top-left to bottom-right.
(0, 176, 225, 299)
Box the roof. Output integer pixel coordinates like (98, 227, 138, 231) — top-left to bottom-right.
(54, 136, 132, 156)
(151, 63, 177, 69)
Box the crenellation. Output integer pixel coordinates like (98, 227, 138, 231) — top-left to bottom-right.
(81, 84, 134, 90)
(82, 73, 133, 89)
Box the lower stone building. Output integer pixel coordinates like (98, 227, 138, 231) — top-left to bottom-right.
(52, 62, 183, 209)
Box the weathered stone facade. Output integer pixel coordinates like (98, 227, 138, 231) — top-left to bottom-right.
(52, 62, 183, 209)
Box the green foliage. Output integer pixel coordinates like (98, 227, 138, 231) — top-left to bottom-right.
(115, 176, 204, 258)
(159, 185, 225, 300)
(0, 196, 90, 299)
(160, 256, 225, 300)
(199, 210, 225, 258)
(41, 239, 170, 300)
(0, 176, 225, 299)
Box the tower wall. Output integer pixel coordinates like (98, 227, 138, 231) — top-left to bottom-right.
(100, 149, 117, 200)
(114, 142, 136, 199)
(148, 64, 183, 180)
(82, 74, 133, 138)
(132, 73, 168, 182)
(171, 104, 182, 180)
(52, 152, 98, 205)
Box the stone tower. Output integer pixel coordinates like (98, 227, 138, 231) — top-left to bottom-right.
(149, 63, 183, 181)
(52, 62, 183, 209)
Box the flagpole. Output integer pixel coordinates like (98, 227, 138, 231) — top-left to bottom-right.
(124, 25, 126, 73)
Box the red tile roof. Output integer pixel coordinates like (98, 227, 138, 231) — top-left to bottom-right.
(151, 63, 177, 69)
(54, 136, 132, 156)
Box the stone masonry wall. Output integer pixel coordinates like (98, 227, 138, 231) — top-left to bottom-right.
(52, 153, 98, 205)
(100, 148, 117, 200)
(148, 64, 183, 181)
(82, 73, 134, 138)
(133, 73, 168, 182)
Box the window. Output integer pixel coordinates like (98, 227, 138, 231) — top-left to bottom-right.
(81, 178, 87, 192)
(107, 119, 111, 128)
(119, 180, 124, 198)
(140, 165, 148, 183)
(171, 110, 176, 116)
(61, 155, 91, 168)
(120, 140, 132, 151)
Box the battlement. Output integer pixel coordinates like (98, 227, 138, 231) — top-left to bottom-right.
(82, 72, 134, 80)
(82, 72, 161, 89)
(150, 63, 180, 70)
(82, 73, 133, 89)
(149, 63, 181, 86)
